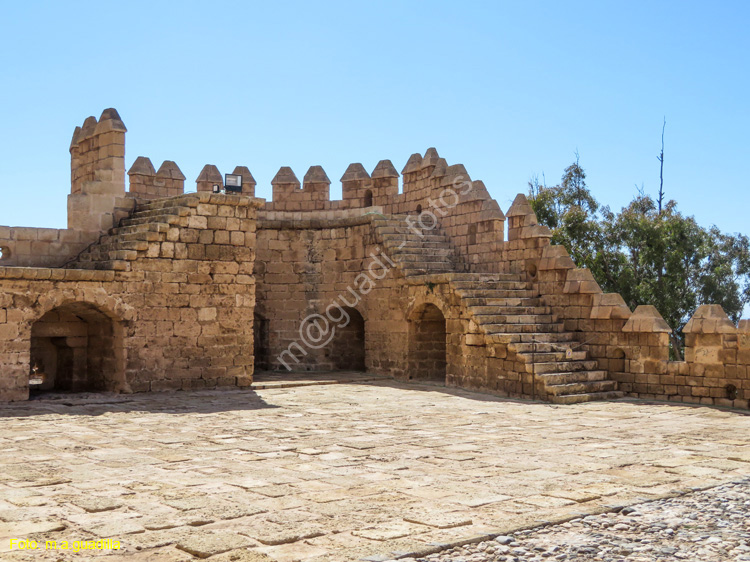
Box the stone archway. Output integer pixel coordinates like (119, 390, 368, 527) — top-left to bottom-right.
(407, 303, 447, 382)
(30, 302, 123, 393)
(329, 307, 366, 371)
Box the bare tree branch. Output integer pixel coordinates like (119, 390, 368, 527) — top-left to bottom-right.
(657, 117, 666, 214)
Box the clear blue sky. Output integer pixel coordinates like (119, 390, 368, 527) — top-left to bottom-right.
(1, 1, 747, 234)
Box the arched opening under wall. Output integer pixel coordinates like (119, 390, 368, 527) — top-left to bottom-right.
(407, 303, 447, 382)
(328, 307, 366, 371)
(363, 189, 373, 207)
(610, 348, 626, 374)
(29, 303, 122, 394)
(254, 313, 271, 372)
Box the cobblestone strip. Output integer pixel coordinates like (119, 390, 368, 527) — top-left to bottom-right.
(397, 479, 750, 562)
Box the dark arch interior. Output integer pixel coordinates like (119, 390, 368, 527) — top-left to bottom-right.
(329, 307, 366, 371)
(30, 303, 118, 394)
(408, 303, 447, 382)
(363, 189, 373, 207)
(254, 313, 271, 372)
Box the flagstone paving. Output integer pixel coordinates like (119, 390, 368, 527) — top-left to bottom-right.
(1, 379, 750, 561)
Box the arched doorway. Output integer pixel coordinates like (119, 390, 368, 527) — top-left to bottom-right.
(329, 307, 366, 371)
(254, 313, 270, 372)
(30, 302, 121, 393)
(363, 189, 373, 207)
(408, 303, 447, 382)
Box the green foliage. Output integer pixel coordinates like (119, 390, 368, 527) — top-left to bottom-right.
(528, 160, 750, 335)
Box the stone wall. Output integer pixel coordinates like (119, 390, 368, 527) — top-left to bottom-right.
(254, 210, 539, 399)
(500, 195, 750, 409)
(255, 213, 408, 375)
(1, 108, 748, 408)
(0, 227, 96, 268)
(0, 193, 261, 402)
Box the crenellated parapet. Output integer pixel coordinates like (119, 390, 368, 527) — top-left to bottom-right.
(127, 157, 186, 200)
(341, 163, 373, 207)
(232, 166, 256, 197)
(193, 164, 256, 196)
(370, 160, 400, 205)
(196, 164, 223, 193)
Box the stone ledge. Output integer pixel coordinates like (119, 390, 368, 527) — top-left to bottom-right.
(143, 192, 266, 209)
(0, 266, 115, 282)
(259, 214, 380, 230)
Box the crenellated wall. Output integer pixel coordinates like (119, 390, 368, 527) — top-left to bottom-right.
(1, 107, 747, 409)
(502, 196, 750, 410)
(128, 157, 186, 200)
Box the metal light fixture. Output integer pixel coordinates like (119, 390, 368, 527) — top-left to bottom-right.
(224, 174, 243, 193)
(212, 184, 221, 193)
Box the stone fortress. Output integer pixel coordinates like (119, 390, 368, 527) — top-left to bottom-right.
(0, 108, 747, 409)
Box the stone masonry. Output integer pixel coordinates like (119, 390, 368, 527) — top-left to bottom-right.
(0, 108, 747, 409)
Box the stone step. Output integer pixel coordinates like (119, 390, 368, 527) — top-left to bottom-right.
(78, 240, 150, 254)
(487, 332, 576, 344)
(468, 306, 551, 316)
(72, 259, 130, 271)
(111, 223, 170, 236)
(510, 340, 583, 353)
(452, 280, 529, 291)
(395, 253, 455, 264)
(483, 323, 564, 334)
(390, 247, 455, 257)
(528, 360, 600, 375)
(545, 380, 619, 397)
(384, 244, 454, 254)
(463, 297, 544, 307)
(517, 350, 589, 363)
(120, 214, 184, 227)
(456, 288, 535, 298)
(136, 196, 200, 212)
(372, 218, 440, 227)
(402, 266, 455, 276)
(379, 232, 449, 243)
(538, 370, 608, 385)
(549, 390, 625, 405)
(448, 273, 525, 282)
(130, 207, 191, 220)
(401, 261, 455, 269)
(100, 230, 163, 244)
(472, 313, 554, 325)
(77, 249, 139, 262)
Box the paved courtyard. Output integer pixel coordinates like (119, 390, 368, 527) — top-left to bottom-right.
(1, 376, 750, 561)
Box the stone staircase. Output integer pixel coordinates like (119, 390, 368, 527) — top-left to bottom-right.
(452, 275, 624, 404)
(371, 213, 623, 404)
(371, 214, 459, 276)
(65, 197, 194, 271)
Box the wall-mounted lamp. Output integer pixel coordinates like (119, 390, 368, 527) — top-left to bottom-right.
(224, 174, 243, 193)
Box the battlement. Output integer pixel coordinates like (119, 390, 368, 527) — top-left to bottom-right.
(127, 157, 186, 200)
(2, 107, 746, 410)
(260, 148, 491, 216)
